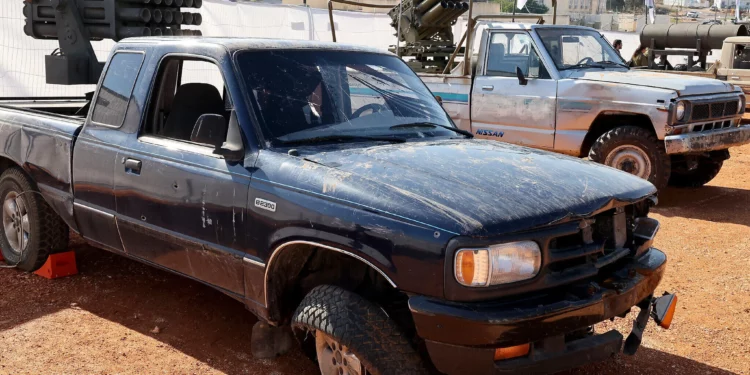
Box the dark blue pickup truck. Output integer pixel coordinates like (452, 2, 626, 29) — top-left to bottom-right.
(0, 37, 675, 375)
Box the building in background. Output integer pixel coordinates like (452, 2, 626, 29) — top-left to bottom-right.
(720, 0, 750, 8)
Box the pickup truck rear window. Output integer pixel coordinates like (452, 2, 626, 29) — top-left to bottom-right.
(235, 50, 455, 144)
(91, 52, 145, 127)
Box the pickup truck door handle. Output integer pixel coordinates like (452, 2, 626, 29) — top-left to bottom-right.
(731, 76, 740, 80)
(124, 158, 142, 175)
(481, 85, 494, 91)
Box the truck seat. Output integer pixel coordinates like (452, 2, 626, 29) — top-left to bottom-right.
(161, 83, 225, 142)
(486, 44, 506, 73)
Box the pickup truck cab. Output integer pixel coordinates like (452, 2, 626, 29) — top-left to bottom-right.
(421, 23, 750, 189)
(0, 37, 674, 375)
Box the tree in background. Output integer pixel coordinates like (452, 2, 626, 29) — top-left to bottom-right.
(607, 0, 643, 12)
(493, 0, 550, 14)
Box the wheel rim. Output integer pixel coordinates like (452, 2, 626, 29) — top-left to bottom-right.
(604, 145, 652, 179)
(315, 330, 365, 375)
(2, 191, 29, 255)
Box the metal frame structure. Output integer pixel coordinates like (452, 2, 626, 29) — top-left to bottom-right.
(23, 0, 203, 85)
(326, 0, 550, 75)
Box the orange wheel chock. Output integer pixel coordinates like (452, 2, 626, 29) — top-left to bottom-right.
(34, 251, 78, 279)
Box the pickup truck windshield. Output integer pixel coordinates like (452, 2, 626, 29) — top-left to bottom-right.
(235, 50, 456, 145)
(536, 28, 626, 70)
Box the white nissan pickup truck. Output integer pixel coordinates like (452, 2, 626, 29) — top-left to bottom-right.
(420, 23, 750, 189)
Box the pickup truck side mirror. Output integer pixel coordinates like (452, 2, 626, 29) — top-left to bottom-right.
(435, 95, 443, 106)
(191, 114, 228, 149)
(516, 67, 528, 86)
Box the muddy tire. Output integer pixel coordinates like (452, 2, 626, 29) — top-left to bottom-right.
(0, 168, 68, 271)
(589, 126, 671, 190)
(292, 285, 428, 375)
(668, 159, 723, 188)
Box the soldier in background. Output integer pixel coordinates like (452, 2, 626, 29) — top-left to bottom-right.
(613, 39, 623, 57)
(630, 44, 649, 67)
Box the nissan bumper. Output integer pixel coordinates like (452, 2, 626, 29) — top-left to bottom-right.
(665, 125, 750, 154)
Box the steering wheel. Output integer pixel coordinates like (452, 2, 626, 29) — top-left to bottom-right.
(577, 57, 595, 65)
(351, 103, 388, 118)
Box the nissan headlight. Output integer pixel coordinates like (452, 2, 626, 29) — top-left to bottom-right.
(454, 241, 541, 287)
(675, 101, 686, 121)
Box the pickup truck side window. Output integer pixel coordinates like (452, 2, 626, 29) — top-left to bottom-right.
(91, 52, 145, 127)
(486, 32, 548, 79)
(142, 57, 231, 146)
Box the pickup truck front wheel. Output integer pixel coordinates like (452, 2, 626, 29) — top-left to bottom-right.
(0, 168, 68, 271)
(589, 126, 671, 190)
(292, 285, 428, 375)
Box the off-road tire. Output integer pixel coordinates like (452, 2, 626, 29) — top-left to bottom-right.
(589, 126, 671, 190)
(668, 159, 723, 188)
(0, 168, 68, 271)
(292, 285, 428, 375)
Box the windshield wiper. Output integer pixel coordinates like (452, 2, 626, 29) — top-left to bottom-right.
(390, 122, 473, 138)
(559, 63, 607, 71)
(596, 60, 629, 69)
(278, 135, 407, 145)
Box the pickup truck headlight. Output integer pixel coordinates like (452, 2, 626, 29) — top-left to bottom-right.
(454, 241, 541, 287)
(739, 96, 746, 114)
(675, 101, 686, 121)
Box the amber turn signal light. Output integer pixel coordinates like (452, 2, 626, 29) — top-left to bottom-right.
(493, 343, 530, 361)
(653, 293, 677, 329)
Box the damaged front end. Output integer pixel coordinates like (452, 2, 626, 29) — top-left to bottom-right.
(408, 196, 675, 375)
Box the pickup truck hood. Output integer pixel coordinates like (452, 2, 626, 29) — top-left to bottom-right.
(294, 139, 656, 237)
(575, 70, 735, 96)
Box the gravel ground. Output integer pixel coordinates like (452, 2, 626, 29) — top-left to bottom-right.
(2, 145, 750, 375)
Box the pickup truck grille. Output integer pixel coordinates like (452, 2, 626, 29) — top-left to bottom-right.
(692, 120, 734, 133)
(545, 207, 634, 287)
(691, 100, 738, 121)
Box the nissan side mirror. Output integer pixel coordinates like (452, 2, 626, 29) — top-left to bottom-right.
(516, 66, 528, 86)
(191, 114, 228, 150)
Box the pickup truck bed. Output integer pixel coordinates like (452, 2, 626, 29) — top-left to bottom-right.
(0, 104, 82, 231)
(418, 73, 472, 133)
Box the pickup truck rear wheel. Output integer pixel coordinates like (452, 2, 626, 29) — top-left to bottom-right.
(668, 159, 724, 188)
(589, 126, 671, 190)
(292, 285, 428, 375)
(0, 168, 68, 271)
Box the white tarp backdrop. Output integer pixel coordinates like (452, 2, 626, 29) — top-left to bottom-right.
(1, 0, 701, 98)
(2, 0, 454, 98)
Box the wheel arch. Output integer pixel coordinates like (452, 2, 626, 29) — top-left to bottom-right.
(0, 154, 76, 233)
(581, 112, 656, 157)
(0, 155, 26, 176)
(263, 240, 400, 325)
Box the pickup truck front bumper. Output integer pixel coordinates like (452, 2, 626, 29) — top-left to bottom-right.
(409, 248, 667, 375)
(665, 125, 750, 154)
